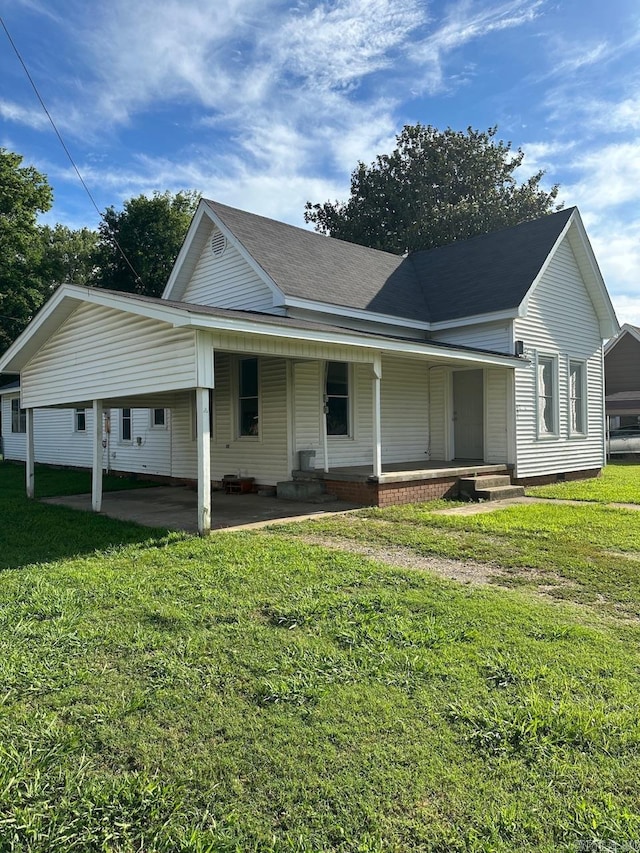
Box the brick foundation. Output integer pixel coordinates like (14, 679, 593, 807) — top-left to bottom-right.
(325, 475, 461, 507)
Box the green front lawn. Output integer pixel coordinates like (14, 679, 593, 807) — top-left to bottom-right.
(526, 459, 640, 503)
(1, 462, 640, 851)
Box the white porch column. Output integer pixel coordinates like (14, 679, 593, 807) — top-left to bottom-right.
(196, 386, 211, 535)
(26, 407, 35, 498)
(372, 354, 382, 478)
(92, 399, 103, 512)
(322, 361, 330, 473)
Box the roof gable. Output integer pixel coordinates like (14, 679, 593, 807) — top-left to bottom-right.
(605, 323, 640, 355)
(164, 202, 612, 333)
(203, 200, 430, 323)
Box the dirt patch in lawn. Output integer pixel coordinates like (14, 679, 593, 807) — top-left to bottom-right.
(294, 534, 507, 585)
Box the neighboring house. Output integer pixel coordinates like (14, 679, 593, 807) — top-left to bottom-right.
(605, 323, 640, 429)
(0, 200, 618, 533)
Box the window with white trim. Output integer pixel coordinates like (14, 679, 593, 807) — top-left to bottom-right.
(151, 408, 166, 428)
(325, 361, 350, 437)
(121, 408, 132, 442)
(238, 358, 259, 437)
(75, 408, 86, 432)
(568, 360, 586, 435)
(537, 355, 558, 436)
(11, 398, 26, 434)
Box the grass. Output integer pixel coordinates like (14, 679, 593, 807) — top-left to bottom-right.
(279, 499, 640, 618)
(2, 461, 640, 851)
(526, 459, 640, 503)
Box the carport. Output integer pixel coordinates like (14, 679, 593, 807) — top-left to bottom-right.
(43, 485, 359, 533)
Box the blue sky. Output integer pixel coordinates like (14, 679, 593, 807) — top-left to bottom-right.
(1, 0, 639, 324)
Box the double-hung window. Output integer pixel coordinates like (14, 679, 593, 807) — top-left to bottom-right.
(11, 398, 26, 434)
(537, 355, 558, 437)
(75, 408, 86, 432)
(121, 408, 132, 442)
(325, 361, 350, 437)
(151, 408, 166, 428)
(568, 360, 586, 435)
(238, 358, 259, 437)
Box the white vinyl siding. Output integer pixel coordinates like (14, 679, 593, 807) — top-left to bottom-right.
(485, 369, 510, 463)
(181, 226, 275, 310)
(210, 353, 289, 484)
(428, 366, 449, 460)
(380, 356, 429, 464)
(293, 361, 322, 459)
(514, 239, 605, 478)
(431, 321, 513, 354)
(21, 303, 197, 409)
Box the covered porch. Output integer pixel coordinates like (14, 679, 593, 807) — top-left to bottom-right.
(2, 285, 523, 535)
(313, 460, 513, 506)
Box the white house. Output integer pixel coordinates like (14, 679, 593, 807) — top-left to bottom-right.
(0, 201, 618, 533)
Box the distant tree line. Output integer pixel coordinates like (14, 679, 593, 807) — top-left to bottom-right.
(0, 146, 199, 353)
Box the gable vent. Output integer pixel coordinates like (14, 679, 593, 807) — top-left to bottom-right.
(210, 232, 227, 258)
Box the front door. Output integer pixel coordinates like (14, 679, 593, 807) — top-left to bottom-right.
(453, 370, 484, 460)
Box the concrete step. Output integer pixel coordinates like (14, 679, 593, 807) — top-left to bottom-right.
(475, 484, 525, 502)
(277, 479, 327, 501)
(291, 469, 322, 481)
(459, 475, 511, 500)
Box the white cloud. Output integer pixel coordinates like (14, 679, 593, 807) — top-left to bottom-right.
(409, 0, 544, 92)
(0, 99, 48, 130)
(564, 140, 640, 209)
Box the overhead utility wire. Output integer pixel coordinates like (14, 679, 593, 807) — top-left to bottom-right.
(0, 16, 144, 289)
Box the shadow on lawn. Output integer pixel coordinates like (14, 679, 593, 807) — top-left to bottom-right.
(1, 462, 176, 571)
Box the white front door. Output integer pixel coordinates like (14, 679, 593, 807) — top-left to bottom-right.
(453, 370, 484, 460)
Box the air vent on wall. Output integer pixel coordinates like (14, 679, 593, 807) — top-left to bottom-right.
(210, 232, 227, 258)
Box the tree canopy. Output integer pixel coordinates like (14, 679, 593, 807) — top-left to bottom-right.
(305, 125, 561, 254)
(0, 149, 54, 353)
(94, 190, 200, 298)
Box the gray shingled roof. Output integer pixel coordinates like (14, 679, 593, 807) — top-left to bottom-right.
(409, 207, 575, 322)
(205, 201, 430, 322)
(206, 200, 575, 324)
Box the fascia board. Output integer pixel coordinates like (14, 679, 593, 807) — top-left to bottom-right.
(0, 284, 194, 374)
(0, 284, 81, 373)
(518, 211, 575, 318)
(518, 210, 619, 340)
(162, 204, 209, 300)
(283, 296, 432, 331)
(199, 205, 286, 307)
(605, 324, 640, 355)
(568, 213, 619, 339)
(428, 308, 519, 330)
(286, 297, 518, 331)
(181, 314, 524, 368)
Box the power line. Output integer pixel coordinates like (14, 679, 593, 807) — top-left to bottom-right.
(0, 15, 144, 289)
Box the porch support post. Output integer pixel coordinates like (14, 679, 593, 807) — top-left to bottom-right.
(322, 361, 330, 473)
(92, 399, 103, 512)
(372, 354, 382, 478)
(26, 407, 35, 498)
(196, 386, 211, 536)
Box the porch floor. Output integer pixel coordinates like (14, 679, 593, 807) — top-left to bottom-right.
(320, 460, 510, 484)
(43, 486, 361, 534)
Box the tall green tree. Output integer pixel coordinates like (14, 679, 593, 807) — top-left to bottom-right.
(94, 190, 200, 297)
(305, 125, 561, 254)
(38, 224, 99, 290)
(0, 148, 53, 352)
